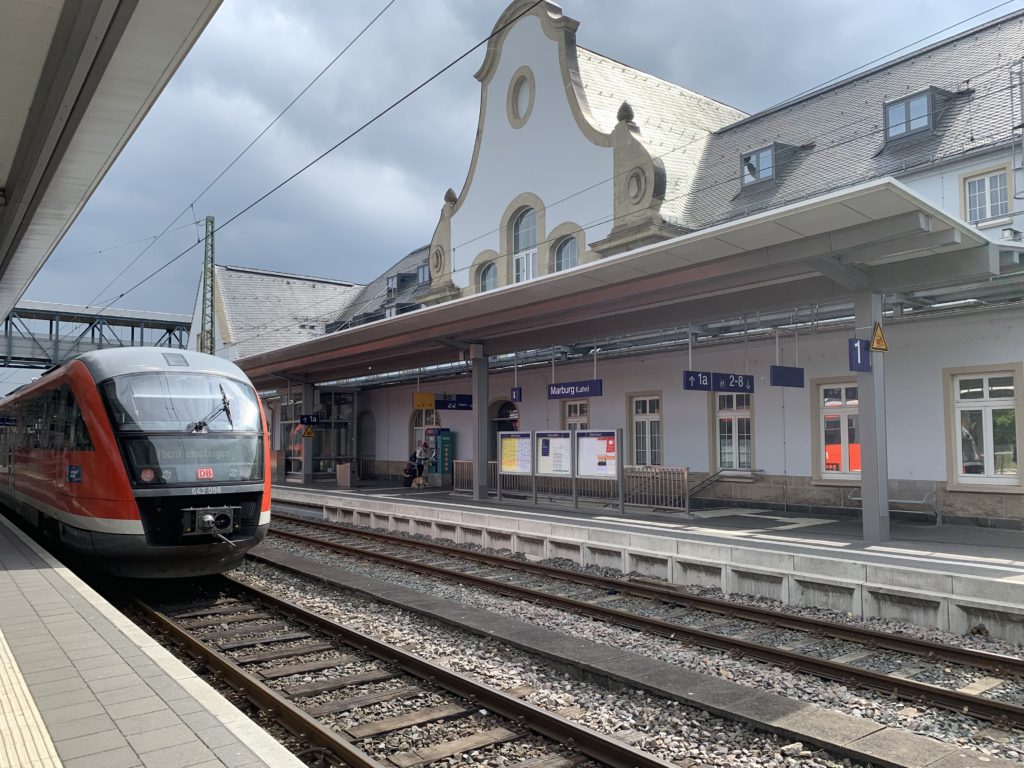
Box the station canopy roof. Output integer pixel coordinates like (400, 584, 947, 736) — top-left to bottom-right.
(238, 179, 1001, 388)
(0, 1, 220, 320)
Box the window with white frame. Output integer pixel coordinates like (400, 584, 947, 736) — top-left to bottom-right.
(512, 208, 537, 282)
(417, 263, 430, 284)
(564, 400, 589, 431)
(820, 384, 860, 478)
(885, 92, 930, 139)
(554, 237, 577, 271)
(716, 393, 752, 470)
(741, 146, 774, 186)
(954, 372, 1017, 483)
(630, 395, 661, 466)
(386, 274, 398, 297)
(965, 170, 1009, 224)
(477, 262, 497, 292)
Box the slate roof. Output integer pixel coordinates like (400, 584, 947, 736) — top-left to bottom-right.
(215, 265, 362, 358)
(575, 48, 747, 228)
(327, 246, 431, 332)
(571, 11, 1023, 233)
(684, 11, 1024, 229)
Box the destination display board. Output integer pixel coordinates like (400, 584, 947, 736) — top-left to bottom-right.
(498, 432, 532, 475)
(576, 430, 617, 478)
(535, 431, 572, 476)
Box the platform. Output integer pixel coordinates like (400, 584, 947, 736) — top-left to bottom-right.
(0, 514, 303, 768)
(272, 483, 1024, 642)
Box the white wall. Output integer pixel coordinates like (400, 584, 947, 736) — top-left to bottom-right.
(901, 148, 1024, 235)
(356, 305, 1024, 482)
(449, 15, 613, 288)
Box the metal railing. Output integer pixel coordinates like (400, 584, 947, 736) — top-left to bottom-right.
(454, 460, 689, 512)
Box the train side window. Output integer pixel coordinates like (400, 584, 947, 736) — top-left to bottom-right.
(27, 396, 45, 449)
(70, 396, 94, 451)
(46, 390, 63, 450)
(58, 387, 73, 448)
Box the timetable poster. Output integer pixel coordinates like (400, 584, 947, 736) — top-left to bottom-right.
(535, 431, 571, 476)
(498, 432, 532, 475)
(576, 430, 617, 478)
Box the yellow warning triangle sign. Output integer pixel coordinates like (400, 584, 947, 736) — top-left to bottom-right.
(869, 322, 888, 352)
(302, 424, 315, 438)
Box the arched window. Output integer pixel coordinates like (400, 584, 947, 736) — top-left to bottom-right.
(489, 400, 519, 461)
(554, 237, 577, 272)
(411, 408, 440, 457)
(478, 262, 497, 292)
(512, 208, 537, 282)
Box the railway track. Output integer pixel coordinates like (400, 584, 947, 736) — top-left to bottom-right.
(267, 511, 1024, 729)
(134, 575, 675, 768)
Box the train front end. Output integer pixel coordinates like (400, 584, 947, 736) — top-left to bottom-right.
(87, 350, 270, 577)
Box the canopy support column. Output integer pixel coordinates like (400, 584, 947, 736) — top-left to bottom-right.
(302, 382, 315, 486)
(471, 344, 489, 500)
(855, 292, 890, 543)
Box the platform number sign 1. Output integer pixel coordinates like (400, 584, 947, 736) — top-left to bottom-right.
(849, 338, 871, 372)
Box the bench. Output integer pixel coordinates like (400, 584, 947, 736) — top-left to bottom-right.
(847, 488, 940, 525)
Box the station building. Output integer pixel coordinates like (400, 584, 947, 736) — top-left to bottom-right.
(204, 2, 1024, 533)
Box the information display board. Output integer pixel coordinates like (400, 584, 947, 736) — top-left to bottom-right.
(498, 432, 532, 475)
(576, 430, 618, 478)
(535, 431, 572, 476)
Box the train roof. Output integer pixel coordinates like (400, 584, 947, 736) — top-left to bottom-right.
(74, 348, 253, 384)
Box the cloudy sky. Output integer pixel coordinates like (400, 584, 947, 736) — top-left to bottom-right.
(29, 0, 1023, 318)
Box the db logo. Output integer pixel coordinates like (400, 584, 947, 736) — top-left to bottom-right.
(196, 467, 215, 480)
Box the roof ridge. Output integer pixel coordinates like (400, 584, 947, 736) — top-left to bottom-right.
(218, 263, 362, 286)
(576, 46, 747, 117)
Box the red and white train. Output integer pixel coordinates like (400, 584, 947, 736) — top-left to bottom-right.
(0, 348, 270, 577)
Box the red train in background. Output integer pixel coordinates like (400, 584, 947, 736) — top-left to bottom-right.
(0, 348, 270, 577)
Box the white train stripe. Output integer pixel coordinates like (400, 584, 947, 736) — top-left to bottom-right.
(1, 487, 145, 535)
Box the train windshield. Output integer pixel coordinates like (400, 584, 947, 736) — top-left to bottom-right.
(121, 435, 263, 485)
(102, 373, 261, 433)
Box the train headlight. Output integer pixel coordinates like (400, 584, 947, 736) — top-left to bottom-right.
(139, 468, 157, 483)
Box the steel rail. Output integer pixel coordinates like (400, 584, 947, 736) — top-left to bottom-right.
(272, 510, 1024, 677)
(133, 596, 385, 768)
(138, 577, 676, 768)
(266, 517, 1024, 728)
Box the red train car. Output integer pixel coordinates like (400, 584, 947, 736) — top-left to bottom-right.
(0, 348, 270, 577)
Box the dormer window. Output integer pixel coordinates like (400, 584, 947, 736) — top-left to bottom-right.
(885, 91, 930, 140)
(417, 263, 430, 284)
(386, 275, 398, 297)
(741, 146, 774, 186)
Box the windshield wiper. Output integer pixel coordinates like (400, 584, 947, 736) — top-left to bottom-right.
(187, 385, 234, 433)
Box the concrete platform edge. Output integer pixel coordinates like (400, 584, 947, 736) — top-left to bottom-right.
(273, 487, 1024, 642)
(0, 514, 303, 768)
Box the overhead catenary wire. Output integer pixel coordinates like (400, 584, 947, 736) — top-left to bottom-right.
(27, 0, 1024, 371)
(72, 0, 400, 318)
(90, 0, 1017, 317)
(42, 0, 401, 362)
(89, 1, 547, 315)
(215, 70, 1024, 356)
(48, 221, 202, 262)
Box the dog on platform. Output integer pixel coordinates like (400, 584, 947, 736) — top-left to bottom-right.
(411, 475, 428, 489)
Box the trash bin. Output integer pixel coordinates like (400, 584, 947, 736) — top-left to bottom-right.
(335, 461, 351, 488)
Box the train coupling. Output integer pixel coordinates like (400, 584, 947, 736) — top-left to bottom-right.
(182, 505, 241, 546)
